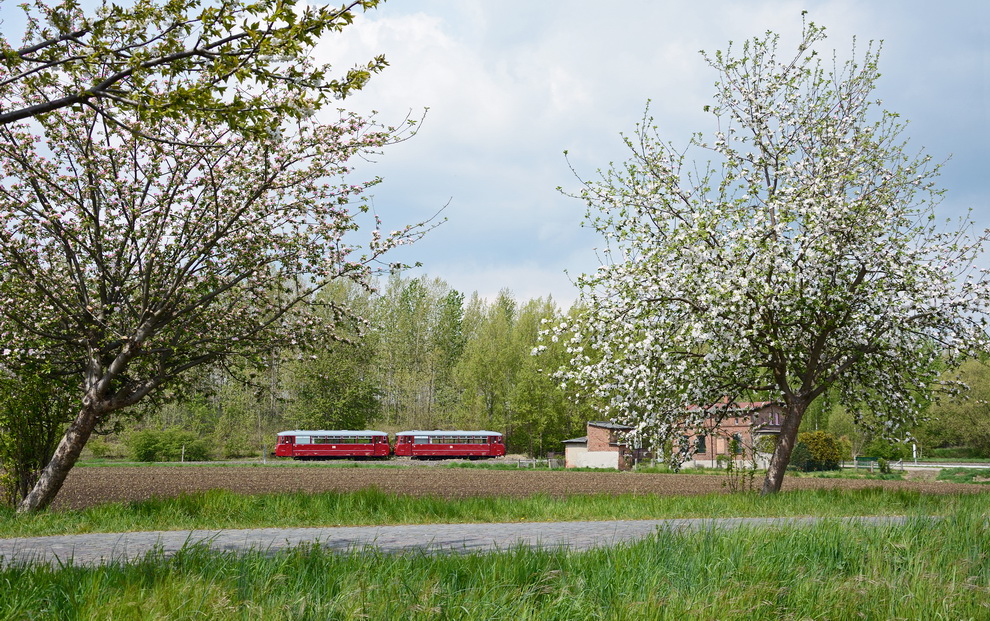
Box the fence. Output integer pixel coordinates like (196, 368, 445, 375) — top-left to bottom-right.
(852, 456, 904, 472)
(514, 458, 563, 469)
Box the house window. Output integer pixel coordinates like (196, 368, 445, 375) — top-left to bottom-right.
(695, 435, 707, 454)
(731, 433, 743, 454)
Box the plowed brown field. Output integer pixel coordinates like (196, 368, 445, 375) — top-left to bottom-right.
(51, 465, 985, 511)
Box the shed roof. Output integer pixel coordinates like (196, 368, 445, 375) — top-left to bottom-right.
(562, 436, 588, 444)
(588, 421, 635, 431)
(685, 401, 778, 413)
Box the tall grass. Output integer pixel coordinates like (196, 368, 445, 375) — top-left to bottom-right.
(1, 487, 986, 538)
(1, 506, 987, 619)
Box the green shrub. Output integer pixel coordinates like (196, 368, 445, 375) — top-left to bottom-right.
(864, 439, 909, 461)
(788, 432, 841, 472)
(0, 370, 75, 507)
(219, 435, 258, 459)
(128, 429, 212, 462)
(86, 437, 127, 459)
(788, 441, 812, 472)
(798, 431, 842, 471)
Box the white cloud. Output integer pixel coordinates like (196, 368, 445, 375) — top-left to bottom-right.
(311, 0, 990, 306)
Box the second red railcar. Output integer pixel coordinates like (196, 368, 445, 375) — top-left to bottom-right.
(393, 430, 505, 459)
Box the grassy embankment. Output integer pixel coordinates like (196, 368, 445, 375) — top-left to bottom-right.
(1, 500, 987, 620)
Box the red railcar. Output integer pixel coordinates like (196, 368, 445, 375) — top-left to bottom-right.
(393, 430, 505, 459)
(275, 430, 391, 459)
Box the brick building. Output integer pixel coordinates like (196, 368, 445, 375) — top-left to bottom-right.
(562, 421, 635, 470)
(682, 401, 783, 468)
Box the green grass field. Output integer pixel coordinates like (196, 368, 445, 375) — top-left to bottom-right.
(0, 487, 983, 538)
(2, 481, 989, 619)
(938, 468, 990, 484)
(1, 501, 987, 620)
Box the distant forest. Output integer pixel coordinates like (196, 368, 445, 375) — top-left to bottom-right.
(89, 274, 990, 461)
(90, 275, 594, 459)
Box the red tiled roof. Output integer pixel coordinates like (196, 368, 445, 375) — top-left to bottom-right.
(685, 401, 775, 413)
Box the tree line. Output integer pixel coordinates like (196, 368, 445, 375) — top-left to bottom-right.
(83, 272, 990, 469)
(79, 276, 596, 463)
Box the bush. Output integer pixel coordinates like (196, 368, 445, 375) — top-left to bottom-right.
(219, 435, 259, 459)
(128, 429, 212, 462)
(789, 431, 842, 472)
(788, 441, 813, 472)
(864, 439, 909, 461)
(86, 437, 126, 459)
(0, 371, 75, 507)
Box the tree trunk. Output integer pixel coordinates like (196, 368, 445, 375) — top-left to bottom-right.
(760, 400, 808, 495)
(16, 405, 101, 513)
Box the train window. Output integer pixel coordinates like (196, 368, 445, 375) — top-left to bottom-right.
(414, 435, 429, 444)
(297, 436, 311, 444)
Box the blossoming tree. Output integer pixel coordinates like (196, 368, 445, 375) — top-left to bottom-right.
(1, 0, 384, 134)
(0, 100, 430, 511)
(556, 19, 990, 494)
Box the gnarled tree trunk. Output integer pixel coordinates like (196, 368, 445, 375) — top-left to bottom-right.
(760, 400, 808, 495)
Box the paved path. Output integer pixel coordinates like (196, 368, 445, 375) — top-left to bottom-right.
(0, 516, 916, 567)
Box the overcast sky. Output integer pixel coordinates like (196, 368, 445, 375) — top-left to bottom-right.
(315, 0, 989, 306)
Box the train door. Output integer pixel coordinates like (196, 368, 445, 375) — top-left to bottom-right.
(276, 435, 296, 457)
(375, 434, 390, 457)
(394, 434, 413, 456)
(491, 435, 505, 456)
